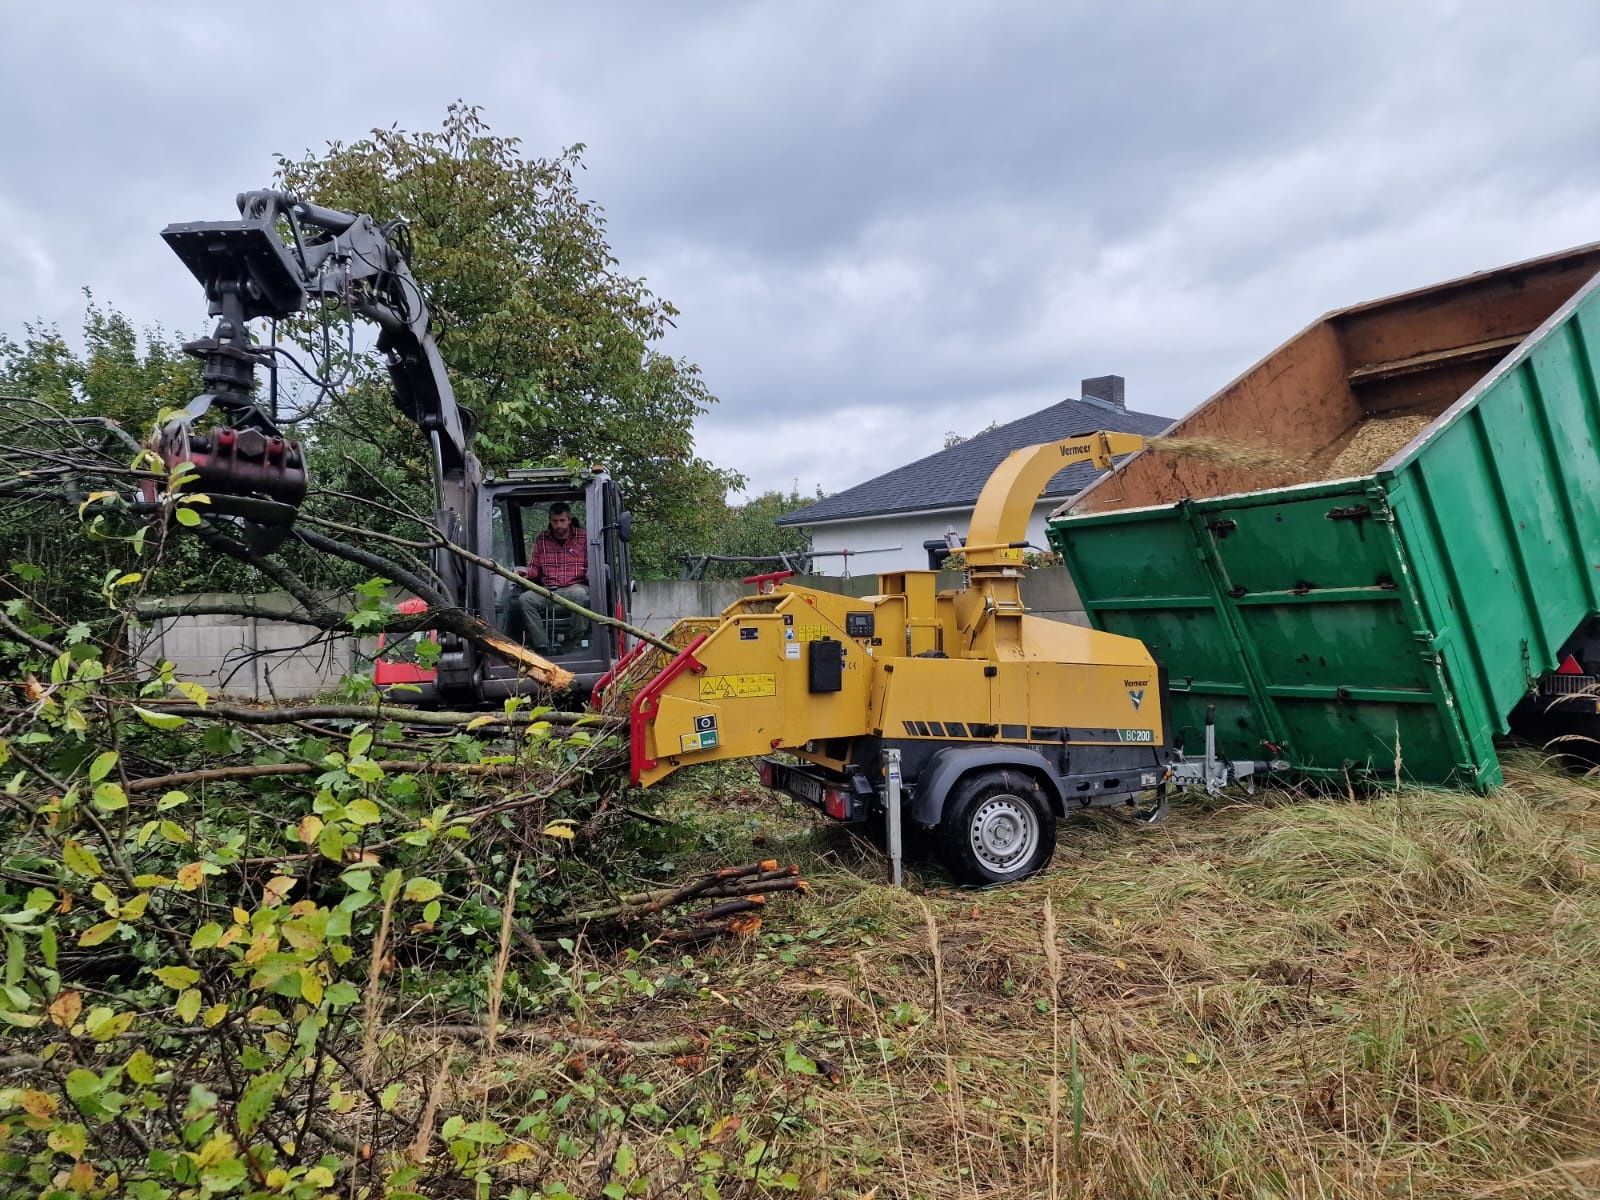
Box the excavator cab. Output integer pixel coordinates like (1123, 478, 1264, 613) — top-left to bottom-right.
(477, 467, 634, 699)
(373, 465, 634, 702)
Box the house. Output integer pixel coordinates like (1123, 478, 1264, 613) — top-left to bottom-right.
(777, 376, 1172, 575)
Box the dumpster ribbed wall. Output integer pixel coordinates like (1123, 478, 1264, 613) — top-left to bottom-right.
(1049, 253, 1600, 788)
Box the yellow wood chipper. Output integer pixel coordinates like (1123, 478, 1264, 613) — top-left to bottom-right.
(601, 432, 1281, 885)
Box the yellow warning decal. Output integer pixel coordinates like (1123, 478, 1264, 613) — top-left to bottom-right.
(698, 673, 777, 700)
(795, 624, 828, 643)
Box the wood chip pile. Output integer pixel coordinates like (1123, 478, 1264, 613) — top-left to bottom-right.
(1317, 413, 1433, 479)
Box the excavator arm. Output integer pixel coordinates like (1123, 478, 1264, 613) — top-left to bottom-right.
(158, 190, 570, 689)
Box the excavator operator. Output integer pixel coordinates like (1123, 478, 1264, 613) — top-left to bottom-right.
(517, 503, 590, 653)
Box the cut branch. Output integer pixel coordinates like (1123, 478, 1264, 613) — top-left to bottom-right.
(125, 758, 533, 794)
(139, 701, 618, 731)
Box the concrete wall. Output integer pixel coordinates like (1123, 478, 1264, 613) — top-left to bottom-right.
(802, 499, 1064, 576)
(141, 570, 1087, 697)
(135, 592, 368, 701)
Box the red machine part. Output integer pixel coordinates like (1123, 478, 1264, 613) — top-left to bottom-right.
(741, 569, 794, 594)
(591, 638, 650, 711)
(156, 424, 308, 508)
(628, 633, 710, 785)
(373, 597, 437, 686)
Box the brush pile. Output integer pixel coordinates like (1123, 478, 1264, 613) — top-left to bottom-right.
(529, 859, 809, 949)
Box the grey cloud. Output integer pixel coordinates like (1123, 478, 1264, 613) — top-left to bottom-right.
(2, 1, 1598, 499)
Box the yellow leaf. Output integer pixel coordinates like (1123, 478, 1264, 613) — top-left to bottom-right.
(62, 839, 103, 879)
(48, 990, 82, 1029)
(300, 971, 324, 1006)
(203, 1003, 228, 1028)
(297, 814, 324, 845)
(1184, 1051, 1200, 1065)
(541, 820, 577, 841)
(87, 1010, 133, 1042)
(19, 1089, 56, 1119)
(175, 680, 209, 708)
(79, 920, 120, 947)
(126, 1049, 156, 1084)
(67, 1160, 95, 1192)
(120, 892, 149, 920)
(77, 491, 116, 518)
(465, 715, 494, 731)
(175, 862, 205, 891)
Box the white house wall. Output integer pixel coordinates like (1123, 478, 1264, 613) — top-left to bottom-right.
(804, 500, 1063, 576)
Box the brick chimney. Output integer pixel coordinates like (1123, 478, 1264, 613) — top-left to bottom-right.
(1080, 374, 1125, 410)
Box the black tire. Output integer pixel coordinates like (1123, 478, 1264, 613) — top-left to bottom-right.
(937, 769, 1058, 886)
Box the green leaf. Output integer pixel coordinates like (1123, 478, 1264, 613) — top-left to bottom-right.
(92, 781, 128, 812)
(157, 789, 189, 811)
(346, 758, 384, 782)
(317, 824, 348, 862)
(345, 797, 382, 826)
(403, 877, 443, 903)
(65, 1068, 103, 1099)
(324, 980, 360, 1008)
(381, 869, 403, 903)
(783, 1043, 818, 1076)
(191, 923, 224, 951)
(155, 966, 200, 989)
(175, 988, 202, 1023)
(132, 705, 186, 730)
(87, 750, 118, 783)
(235, 1071, 282, 1135)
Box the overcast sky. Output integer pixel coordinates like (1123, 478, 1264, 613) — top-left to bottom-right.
(4, 1, 1599, 499)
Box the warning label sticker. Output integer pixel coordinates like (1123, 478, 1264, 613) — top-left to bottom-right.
(698, 673, 777, 700)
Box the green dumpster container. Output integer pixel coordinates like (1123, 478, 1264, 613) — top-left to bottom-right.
(1047, 242, 1600, 787)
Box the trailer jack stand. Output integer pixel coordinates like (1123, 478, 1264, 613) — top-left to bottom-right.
(882, 747, 905, 887)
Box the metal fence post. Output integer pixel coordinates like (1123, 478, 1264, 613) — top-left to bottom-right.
(883, 747, 904, 886)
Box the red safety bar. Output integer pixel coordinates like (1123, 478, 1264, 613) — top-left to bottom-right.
(741, 569, 794, 594)
(628, 633, 710, 785)
(591, 637, 651, 711)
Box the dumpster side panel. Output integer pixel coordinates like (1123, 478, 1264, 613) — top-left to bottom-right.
(1391, 285, 1600, 747)
(1049, 509, 1267, 765)
(1188, 483, 1474, 783)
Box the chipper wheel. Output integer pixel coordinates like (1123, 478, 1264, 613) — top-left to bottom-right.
(938, 769, 1057, 886)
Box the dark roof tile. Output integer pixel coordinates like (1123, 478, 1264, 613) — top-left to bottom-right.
(777, 397, 1172, 525)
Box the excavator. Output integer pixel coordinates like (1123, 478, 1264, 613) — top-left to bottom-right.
(153, 189, 1277, 884)
(153, 190, 636, 701)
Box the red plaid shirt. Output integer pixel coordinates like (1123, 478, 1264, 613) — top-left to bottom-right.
(525, 527, 588, 588)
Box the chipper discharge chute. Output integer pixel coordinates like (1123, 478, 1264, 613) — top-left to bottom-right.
(601, 432, 1281, 885)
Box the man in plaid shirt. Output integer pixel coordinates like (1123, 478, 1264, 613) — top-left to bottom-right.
(515, 502, 590, 653)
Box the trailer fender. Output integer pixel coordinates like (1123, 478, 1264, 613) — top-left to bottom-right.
(910, 746, 1067, 827)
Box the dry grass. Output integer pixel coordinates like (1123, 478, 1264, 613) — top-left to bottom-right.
(380, 755, 1600, 1197)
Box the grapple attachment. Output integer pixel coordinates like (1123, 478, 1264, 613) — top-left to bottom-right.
(152, 421, 308, 525)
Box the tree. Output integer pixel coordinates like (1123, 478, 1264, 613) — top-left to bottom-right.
(273, 103, 740, 577)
